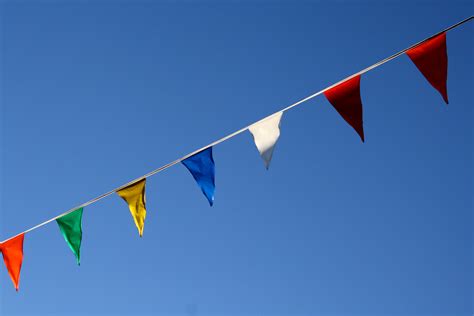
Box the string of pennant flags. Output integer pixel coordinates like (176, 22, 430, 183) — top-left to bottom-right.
(1, 16, 472, 291)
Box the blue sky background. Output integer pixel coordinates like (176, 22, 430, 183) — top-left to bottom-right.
(0, 1, 472, 315)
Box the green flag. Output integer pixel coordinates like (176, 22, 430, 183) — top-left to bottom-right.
(56, 208, 83, 265)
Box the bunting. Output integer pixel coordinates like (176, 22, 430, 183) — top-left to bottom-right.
(324, 75, 365, 142)
(0, 17, 471, 292)
(56, 208, 83, 265)
(249, 112, 283, 169)
(117, 179, 147, 237)
(406, 32, 449, 104)
(182, 147, 215, 206)
(0, 234, 25, 291)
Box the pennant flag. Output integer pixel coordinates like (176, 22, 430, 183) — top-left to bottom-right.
(324, 75, 365, 142)
(0, 234, 25, 291)
(249, 112, 283, 169)
(56, 208, 83, 265)
(117, 179, 147, 237)
(406, 32, 449, 104)
(182, 147, 215, 206)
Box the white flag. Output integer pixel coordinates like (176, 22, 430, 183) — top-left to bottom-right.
(248, 112, 283, 169)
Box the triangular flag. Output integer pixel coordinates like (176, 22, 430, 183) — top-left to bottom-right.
(182, 147, 215, 206)
(406, 33, 448, 104)
(117, 179, 147, 237)
(249, 112, 283, 169)
(324, 75, 365, 142)
(56, 208, 83, 265)
(0, 234, 25, 291)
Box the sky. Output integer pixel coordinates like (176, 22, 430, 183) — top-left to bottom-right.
(0, 1, 473, 315)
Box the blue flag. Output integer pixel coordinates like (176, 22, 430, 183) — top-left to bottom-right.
(182, 147, 215, 206)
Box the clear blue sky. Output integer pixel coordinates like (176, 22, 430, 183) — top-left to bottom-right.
(0, 1, 472, 315)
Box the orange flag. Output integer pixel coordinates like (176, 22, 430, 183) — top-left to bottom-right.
(0, 234, 25, 291)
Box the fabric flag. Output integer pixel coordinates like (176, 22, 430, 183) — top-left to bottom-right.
(406, 32, 449, 104)
(0, 234, 25, 291)
(56, 208, 83, 265)
(324, 75, 365, 142)
(117, 179, 147, 237)
(248, 112, 283, 169)
(182, 147, 215, 206)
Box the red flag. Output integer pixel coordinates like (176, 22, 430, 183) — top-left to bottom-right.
(324, 75, 365, 142)
(406, 33, 448, 104)
(0, 234, 25, 291)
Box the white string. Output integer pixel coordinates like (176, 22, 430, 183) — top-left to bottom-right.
(2, 16, 472, 244)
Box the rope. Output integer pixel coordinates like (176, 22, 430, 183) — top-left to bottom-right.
(2, 16, 472, 244)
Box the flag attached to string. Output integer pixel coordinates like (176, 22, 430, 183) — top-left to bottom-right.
(324, 75, 365, 142)
(117, 179, 147, 237)
(0, 234, 25, 291)
(249, 112, 283, 169)
(56, 208, 83, 265)
(406, 32, 449, 104)
(182, 147, 215, 206)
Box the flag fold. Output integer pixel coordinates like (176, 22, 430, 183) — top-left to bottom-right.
(0, 234, 25, 291)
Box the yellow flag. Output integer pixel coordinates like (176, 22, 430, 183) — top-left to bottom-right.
(117, 179, 147, 237)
